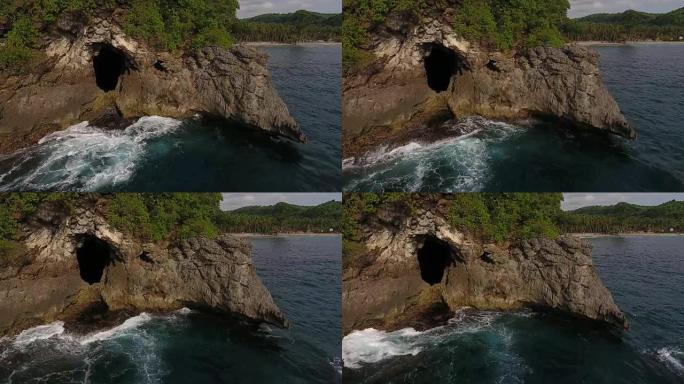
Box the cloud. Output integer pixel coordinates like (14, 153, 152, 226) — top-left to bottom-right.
(221, 193, 341, 211)
(569, 0, 683, 18)
(562, 193, 684, 210)
(238, 0, 342, 18)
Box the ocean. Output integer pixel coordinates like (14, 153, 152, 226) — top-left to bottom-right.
(342, 235, 684, 383)
(343, 44, 684, 192)
(0, 44, 341, 192)
(0, 235, 342, 384)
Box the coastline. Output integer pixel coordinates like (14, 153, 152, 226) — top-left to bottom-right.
(241, 41, 341, 47)
(574, 40, 684, 46)
(572, 232, 684, 238)
(234, 233, 341, 238)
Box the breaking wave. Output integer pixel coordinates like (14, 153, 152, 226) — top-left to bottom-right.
(0, 116, 182, 191)
(342, 310, 501, 369)
(342, 117, 522, 192)
(656, 346, 684, 376)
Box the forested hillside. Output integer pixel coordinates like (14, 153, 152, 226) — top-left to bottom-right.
(343, 0, 570, 68)
(216, 201, 342, 234)
(558, 201, 684, 233)
(233, 10, 341, 43)
(563, 8, 684, 41)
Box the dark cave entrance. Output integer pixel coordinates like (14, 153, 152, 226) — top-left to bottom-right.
(76, 235, 116, 284)
(424, 44, 465, 93)
(416, 235, 453, 285)
(93, 44, 129, 92)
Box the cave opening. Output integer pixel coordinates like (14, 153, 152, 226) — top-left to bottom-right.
(424, 44, 465, 93)
(416, 236, 453, 285)
(76, 235, 116, 284)
(93, 44, 129, 92)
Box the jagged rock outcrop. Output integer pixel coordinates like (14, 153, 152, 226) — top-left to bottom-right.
(0, 14, 304, 155)
(343, 198, 627, 334)
(343, 13, 634, 158)
(0, 205, 286, 337)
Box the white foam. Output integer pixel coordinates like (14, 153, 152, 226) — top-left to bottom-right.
(79, 313, 153, 345)
(13, 321, 66, 346)
(342, 328, 424, 369)
(175, 307, 193, 315)
(657, 347, 684, 374)
(0, 116, 182, 191)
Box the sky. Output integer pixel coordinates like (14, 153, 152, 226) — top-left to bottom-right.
(562, 193, 684, 210)
(237, 0, 342, 18)
(221, 193, 341, 210)
(569, 0, 683, 18)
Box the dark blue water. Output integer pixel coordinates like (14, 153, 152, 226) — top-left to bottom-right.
(0, 235, 342, 383)
(0, 45, 341, 192)
(342, 235, 684, 383)
(343, 44, 684, 192)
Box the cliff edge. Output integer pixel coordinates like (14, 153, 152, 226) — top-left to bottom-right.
(343, 197, 627, 334)
(0, 203, 287, 337)
(343, 12, 635, 158)
(0, 12, 304, 155)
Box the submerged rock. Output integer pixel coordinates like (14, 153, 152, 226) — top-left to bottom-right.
(0, 205, 287, 337)
(343, 13, 635, 157)
(0, 14, 303, 155)
(343, 197, 627, 334)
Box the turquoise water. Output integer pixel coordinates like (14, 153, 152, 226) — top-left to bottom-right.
(342, 236, 684, 383)
(0, 45, 341, 192)
(0, 235, 342, 383)
(343, 44, 684, 192)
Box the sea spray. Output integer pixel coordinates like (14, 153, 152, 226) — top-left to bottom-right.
(0, 116, 182, 191)
(343, 117, 522, 192)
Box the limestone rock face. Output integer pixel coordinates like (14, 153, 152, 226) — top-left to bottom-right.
(0, 206, 286, 336)
(0, 15, 303, 155)
(343, 199, 627, 334)
(343, 14, 634, 157)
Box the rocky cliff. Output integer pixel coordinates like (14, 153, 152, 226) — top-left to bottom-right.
(0, 203, 286, 337)
(343, 14, 635, 158)
(0, 13, 304, 155)
(343, 197, 627, 334)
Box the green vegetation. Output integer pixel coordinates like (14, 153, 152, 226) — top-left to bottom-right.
(0, 194, 341, 255)
(448, 193, 563, 242)
(558, 201, 684, 234)
(452, 0, 569, 50)
(563, 8, 684, 42)
(342, 193, 562, 244)
(0, 0, 238, 71)
(0, 193, 81, 250)
(342, 0, 570, 69)
(233, 10, 341, 43)
(216, 201, 342, 234)
(106, 193, 221, 242)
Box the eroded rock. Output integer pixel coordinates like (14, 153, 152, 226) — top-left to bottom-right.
(343, 13, 635, 158)
(0, 205, 286, 336)
(0, 14, 303, 155)
(343, 198, 627, 334)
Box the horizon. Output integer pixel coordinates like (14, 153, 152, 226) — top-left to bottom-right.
(569, 0, 682, 18)
(238, 0, 341, 19)
(562, 193, 684, 211)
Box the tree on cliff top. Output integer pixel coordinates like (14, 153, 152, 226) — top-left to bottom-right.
(343, 0, 571, 68)
(0, 0, 239, 70)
